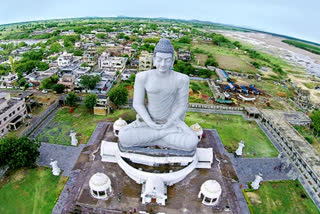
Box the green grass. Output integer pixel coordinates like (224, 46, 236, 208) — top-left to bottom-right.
(0, 167, 67, 214)
(244, 180, 319, 214)
(283, 40, 320, 55)
(37, 106, 136, 145)
(192, 43, 257, 73)
(189, 80, 213, 104)
(293, 125, 320, 155)
(185, 112, 278, 157)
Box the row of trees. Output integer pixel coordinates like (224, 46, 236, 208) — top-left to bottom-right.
(174, 60, 213, 78)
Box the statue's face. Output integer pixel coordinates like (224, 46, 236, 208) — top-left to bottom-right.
(154, 52, 174, 73)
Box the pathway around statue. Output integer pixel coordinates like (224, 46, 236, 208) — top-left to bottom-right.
(37, 143, 86, 176)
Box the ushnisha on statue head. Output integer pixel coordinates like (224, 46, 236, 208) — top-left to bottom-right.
(153, 38, 175, 73)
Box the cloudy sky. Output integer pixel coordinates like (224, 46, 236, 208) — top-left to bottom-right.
(1, 0, 319, 43)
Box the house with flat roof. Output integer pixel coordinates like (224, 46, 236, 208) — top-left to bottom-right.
(0, 73, 18, 88)
(58, 74, 76, 91)
(98, 52, 127, 71)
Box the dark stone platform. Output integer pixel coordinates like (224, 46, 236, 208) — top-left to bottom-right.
(55, 122, 241, 214)
(118, 143, 196, 157)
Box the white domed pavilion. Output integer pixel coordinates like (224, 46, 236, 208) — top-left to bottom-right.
(113, 117, 127, 137)
(89, 173, 112, 200)
(198, 180, 222, 206)
(190, 123, 203, 142)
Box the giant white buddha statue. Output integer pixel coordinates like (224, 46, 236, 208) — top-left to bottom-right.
(119, 38, 198, 152)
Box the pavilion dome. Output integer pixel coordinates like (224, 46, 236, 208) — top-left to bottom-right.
(200, 180, 222, 199)
(190, 123, 203, 132)
(114, 117, 127, 130)
(89, 173, 111, 192)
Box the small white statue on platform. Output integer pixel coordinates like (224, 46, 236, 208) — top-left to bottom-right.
(235, 140, 245, 156)
(252, 173, 263, 190)
(50, 160, 61, 176)
(70, 130, 78, 146)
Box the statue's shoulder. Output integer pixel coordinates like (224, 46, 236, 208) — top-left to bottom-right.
(172, 71, 189, 83)
(136, 70, 156, 80)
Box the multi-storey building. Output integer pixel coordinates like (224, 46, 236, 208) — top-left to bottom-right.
(98, 52, 127, 71)
(83, 47, 98, 67)
(58, 52, 75, 67)
(139, 51, 153, 71)
(0, 93, 27, 137)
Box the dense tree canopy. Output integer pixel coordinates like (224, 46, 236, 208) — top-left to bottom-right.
(310, 110, 320, 136)
(109, 85, 128, 107)
(0, 137, 40, 169)
(79, 75, 101, 90)
(66, 92, 78, 107)
(84, 93, 97, 111)
(52, 84, 65, 93)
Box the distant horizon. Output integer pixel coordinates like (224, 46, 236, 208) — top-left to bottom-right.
(0, 15, 319, 46)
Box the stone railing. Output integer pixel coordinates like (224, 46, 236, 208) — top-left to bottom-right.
(23, 101, 59, 137)
(188, 103, 244, 112)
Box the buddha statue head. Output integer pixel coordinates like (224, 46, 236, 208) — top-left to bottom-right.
(153, 38, 175, 73)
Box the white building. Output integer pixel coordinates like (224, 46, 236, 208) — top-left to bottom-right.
(58, 52, 74, 67)
(139, 51, 153, 71)
(0, 93, 27, 137)
(0, 73, 18, 88)
(98, 52, 127, 71)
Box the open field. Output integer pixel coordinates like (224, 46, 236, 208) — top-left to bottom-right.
(37, 106, 135, 145)
(0, 167, 67, 214)
(185, 112, 278, 158)
(244, 180, 319, 214)
(189, 80, 213, 104)
(294, 125, 320, 155)
(191, 42, 257, 73)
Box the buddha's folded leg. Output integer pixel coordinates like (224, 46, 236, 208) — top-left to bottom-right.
(119, 122, 178, 148)
(155, 121, 198, 151)
(159, 131, 198, 151)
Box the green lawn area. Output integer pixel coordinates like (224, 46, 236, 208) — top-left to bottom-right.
(185, 112, 278, 157)
(244, 180, 319, 214)
(189, 80, 213, 104)
(37, 106, 136, 145)
(293, 125, 320, 155)
(0, 167, 67, 214)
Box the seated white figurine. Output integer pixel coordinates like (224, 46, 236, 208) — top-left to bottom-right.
(119, 39, 198, 152)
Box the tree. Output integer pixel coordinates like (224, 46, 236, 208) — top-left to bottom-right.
(310, 110, 320, 136)
(205, 58, 218, 67)
(52, 84, 65, 93)
(178, 36, 191, 44)
(84, 93, 97, 112)
(128, 73, 136, 84)
(80, 75, 101, 90)
(18, 41, 28, 48)
(66, 92, 78, 107)
(40, 75, 59, 89)
(0, 137, 40, 169)
(96, 33, 106, 39)
(50, 42, 63, 53)
(109, 85, 128, 107)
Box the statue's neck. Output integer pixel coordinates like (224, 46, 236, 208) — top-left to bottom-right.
(154, 69, 171, 78)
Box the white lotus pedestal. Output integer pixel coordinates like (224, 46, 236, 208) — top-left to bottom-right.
(100, 141, 213, 205)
